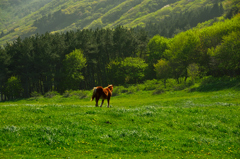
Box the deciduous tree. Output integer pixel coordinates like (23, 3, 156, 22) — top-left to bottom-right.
(61, 49, 87, 91)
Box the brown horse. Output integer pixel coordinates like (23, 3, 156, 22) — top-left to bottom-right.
(91, 84, 114, 107)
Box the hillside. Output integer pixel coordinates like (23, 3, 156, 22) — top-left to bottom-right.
(0, 0, 239, 46)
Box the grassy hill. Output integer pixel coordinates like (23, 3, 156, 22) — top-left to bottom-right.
(0, 78, 240, 158)
(0, 0, 238, 46)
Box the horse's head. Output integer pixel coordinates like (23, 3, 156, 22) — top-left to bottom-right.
(108, 84, 114, 92)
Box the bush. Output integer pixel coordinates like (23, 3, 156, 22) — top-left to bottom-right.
(72, 90, 89, 99)
(62, 90, 72, 98)
(44, 91, 59, 98)
(165, 78, 178, 89)
(63, 90, 89, 99)
(127, 85, 138, 94)
(200, 76, 231, 85)
(143, 79, 163, 90)
(152, 86, 165, 95)
(112, 86, 128, 96)
(31, 91, 42, 99)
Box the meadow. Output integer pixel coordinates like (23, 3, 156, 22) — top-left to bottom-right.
(0, 78, 240, 158)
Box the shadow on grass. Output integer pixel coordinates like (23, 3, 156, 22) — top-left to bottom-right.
(0, 98, 24, 103)
(194, 77, 240, 92)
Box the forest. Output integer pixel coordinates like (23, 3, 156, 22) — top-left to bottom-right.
(0, 13, 239, 100)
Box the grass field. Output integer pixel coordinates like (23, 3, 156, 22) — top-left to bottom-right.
(0, 78, 240, 158)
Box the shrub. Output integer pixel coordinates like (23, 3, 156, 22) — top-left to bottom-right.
(152, 87, 165, 95)
(62, 90, 72, 98)
(63, 90, 89, 99)
(72, 90, 89, 99)
(31, 91, 42, 99)
(165, 78, 178, 89)
(112, 86, 128, 96)
(44, 91, 59, 98)
(127, 85, 138, 94)
(143, 79, 163, 90)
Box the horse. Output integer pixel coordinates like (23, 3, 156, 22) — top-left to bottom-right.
(91, 84, 114, 108)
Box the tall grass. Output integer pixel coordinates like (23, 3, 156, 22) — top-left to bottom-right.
(0, 77, 240, 158)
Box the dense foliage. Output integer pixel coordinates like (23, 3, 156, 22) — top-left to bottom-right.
(108, 57, 148, 85)
(153, 15, 240, 81)
(0, 27, 149, 100)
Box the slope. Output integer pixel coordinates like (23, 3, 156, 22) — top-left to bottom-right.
(0, 0, 238, 46)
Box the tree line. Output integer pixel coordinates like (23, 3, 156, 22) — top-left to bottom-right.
(0, 15, 240, 101)
(151, 15, 240, 83)
(0, 26, 149, 100)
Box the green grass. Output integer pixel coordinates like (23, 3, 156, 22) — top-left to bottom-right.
(1, 79, 240, 158)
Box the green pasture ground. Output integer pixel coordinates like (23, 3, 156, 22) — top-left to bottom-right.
(0, 84, 240, 158)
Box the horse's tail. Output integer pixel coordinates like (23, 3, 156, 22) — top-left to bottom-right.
(91, 87, 97, 101)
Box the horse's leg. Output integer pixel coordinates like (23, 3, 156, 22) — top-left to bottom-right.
(107, 98, 110, 108)
(95, 97, 99, 107)
(100, 99, 104, 107)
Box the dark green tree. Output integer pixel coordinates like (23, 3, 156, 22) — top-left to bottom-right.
(210, 31, 240, 76)
(0, 47, 10, 101)
(146, 35, 169, 79)
(4, 76, 23, 100)
(164, 30, 201, 82)
(154, 59, 171, 86)
(61, 49, 87, 91)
